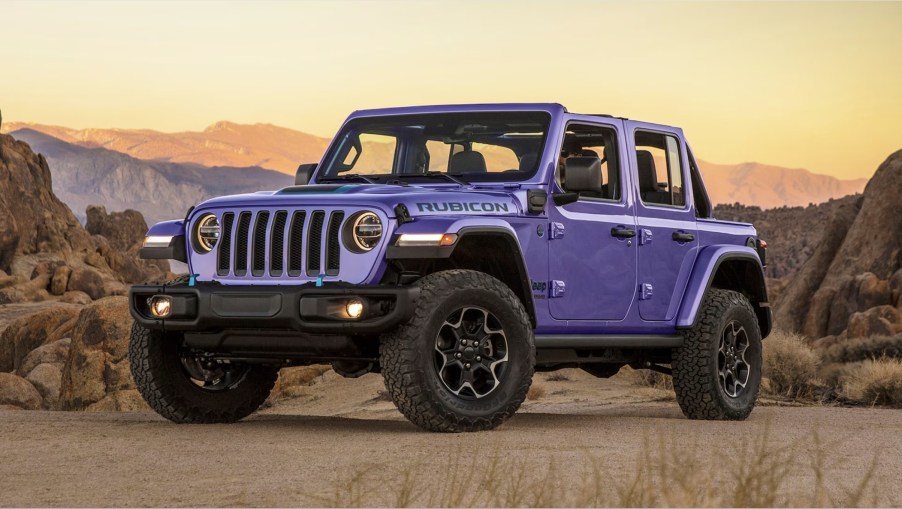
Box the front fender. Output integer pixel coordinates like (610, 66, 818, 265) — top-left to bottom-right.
(386, 217, 518, 259)
(676, 245, 771, 338)
(139, 220, 187, 262)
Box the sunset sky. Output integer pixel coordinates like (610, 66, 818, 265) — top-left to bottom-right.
(1, 1, 900, 180)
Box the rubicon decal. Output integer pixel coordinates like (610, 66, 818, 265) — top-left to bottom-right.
(416, 202, 510, 213)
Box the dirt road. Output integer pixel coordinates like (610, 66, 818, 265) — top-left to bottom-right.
(2, 372, 901, 507)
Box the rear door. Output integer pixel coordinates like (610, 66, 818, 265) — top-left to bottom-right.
(626, 123, 699, 321)
(547, 119, 638, 321)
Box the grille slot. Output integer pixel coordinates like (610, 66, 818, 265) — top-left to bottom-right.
(251, 211, 270, 277)
(217, 212, 235, 276)
(326, 211, 344, 276)
(307, 211, 325, 276)
(287, 211, 307, 277)
(270, 211, 288, 276)
(233, 212, 252, 277)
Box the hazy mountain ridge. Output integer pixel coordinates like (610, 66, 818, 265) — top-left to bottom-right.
(2, 121, 867, 209)
(9, 129, 292, 225)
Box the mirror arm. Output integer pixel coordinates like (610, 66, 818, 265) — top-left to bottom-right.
(552, 192, 579, 206)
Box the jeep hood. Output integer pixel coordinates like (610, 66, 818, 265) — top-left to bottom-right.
(192, 184, 523, 218)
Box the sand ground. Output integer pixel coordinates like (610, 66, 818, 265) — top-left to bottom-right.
(1, 369, 900, 507)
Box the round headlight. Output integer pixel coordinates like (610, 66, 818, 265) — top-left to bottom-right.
(194, 213, 220, 253)
(349, 212, 383, 252)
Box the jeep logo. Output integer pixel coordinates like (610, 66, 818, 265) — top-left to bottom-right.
(416, 202, 509, 213)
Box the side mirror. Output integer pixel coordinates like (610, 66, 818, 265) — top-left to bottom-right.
(563, 157, 602, 193)
(295, 163, 317, 185)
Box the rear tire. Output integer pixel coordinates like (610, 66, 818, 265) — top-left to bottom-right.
(129, 322, 278, 423)
(671, 289, 762, 420)
(380, 270, 535, 432)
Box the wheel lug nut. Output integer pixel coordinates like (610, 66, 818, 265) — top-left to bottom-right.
(476, 356, 481, 361)
(456, 353, 462, 358)
(465, 363, 471, 369)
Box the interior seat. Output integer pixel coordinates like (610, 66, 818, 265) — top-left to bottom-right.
(636, 150, 670, 205)
(448, 150, 486, 175)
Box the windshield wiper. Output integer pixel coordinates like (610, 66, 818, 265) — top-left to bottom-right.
(394, 172, 468, 185)
(319, 174, 376, 184)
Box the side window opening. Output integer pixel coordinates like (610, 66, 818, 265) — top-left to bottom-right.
(335, 132, 398, 175)
(635, 131, 686, 207)
(557, 123, 621, 202)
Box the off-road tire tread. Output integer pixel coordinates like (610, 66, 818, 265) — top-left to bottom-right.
(129, 323, 278, 423)
(380, 270, 534, 432)
(672, 288, 761, 420)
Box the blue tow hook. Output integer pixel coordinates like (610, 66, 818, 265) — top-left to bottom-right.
(316, 273, 325, 287)
(188, 274, 199, 287)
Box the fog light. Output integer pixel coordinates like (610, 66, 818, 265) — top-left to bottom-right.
(148, 295, 172, 318)
(346, 299, 364, 319)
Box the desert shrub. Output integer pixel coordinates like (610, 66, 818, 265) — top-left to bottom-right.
(527, 382, 546, 400)
(823, 334, 902, 364)
(763, 330, 821, 398)
(267, 365, 331, 401)
(631, 368, 673, 391)
(840, 357, 902, 407)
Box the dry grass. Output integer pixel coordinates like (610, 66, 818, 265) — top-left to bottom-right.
(620, 365, 674, 392)
(763, 330, 822, 399)
(527, 382, 547, 400)
(314, 422, 882, 507)
(266, 365, 332, 402)
(840, 357, 902, 407)
(823, 333, 902, 364)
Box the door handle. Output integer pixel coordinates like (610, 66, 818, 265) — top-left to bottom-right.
(611, 227, 637, 238)
(672, 231, 695, 242)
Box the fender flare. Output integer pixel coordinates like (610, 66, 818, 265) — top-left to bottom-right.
(676, 246, 772, 338)
(386, 220, 536, 327)
(138, 220, 187, 262)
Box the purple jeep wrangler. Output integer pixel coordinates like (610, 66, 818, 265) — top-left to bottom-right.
(130, 104, 771, 432)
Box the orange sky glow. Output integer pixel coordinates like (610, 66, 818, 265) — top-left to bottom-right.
(1, 0, 900, 180)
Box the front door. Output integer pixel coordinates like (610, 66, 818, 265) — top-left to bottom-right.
(628, 125, 699, 321)
(548, 120, 638, 321)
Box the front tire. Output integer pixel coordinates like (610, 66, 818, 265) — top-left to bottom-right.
(380, 270, 535, 432)
(129, 323, 279, 423)
(671, 289, 762, 420)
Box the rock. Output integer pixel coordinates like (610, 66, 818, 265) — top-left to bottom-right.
(0, 372, 42, 410)
(25, 363, 63, 409)
(17, 337, 71, 376)
(59, 297, 134, 410)
(890, 269, 902, 307)
(845, 306, 901, 339)
(84, 251, 109, 270)
(50, 265, 71, 295)
(0, 272, 51, 304)
(775, 150, 902, 338)
(0, 305, 79, 372)
(86, 390, 149, 412)
(66, 266, 106, 300)
(85, 205, 149, 252)
(60, 290, 92, 305)
(0, 134, 94, 272)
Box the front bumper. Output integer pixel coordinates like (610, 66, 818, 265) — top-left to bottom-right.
(129, 282, 418, 334)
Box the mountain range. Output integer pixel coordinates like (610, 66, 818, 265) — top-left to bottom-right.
(9, 129, 291, 225)
(3, 121, 867, 209)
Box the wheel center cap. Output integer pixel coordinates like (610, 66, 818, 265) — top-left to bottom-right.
(461, 346, 477, 361)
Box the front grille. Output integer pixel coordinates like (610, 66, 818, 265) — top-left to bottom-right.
(214, 208, 347, 279)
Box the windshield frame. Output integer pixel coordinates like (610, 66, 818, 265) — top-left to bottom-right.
(313, 111, 553, 185)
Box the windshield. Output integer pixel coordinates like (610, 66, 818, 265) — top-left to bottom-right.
(317, 112, 550, 184)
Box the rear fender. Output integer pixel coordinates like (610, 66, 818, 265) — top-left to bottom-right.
(676, 246, 771, 338)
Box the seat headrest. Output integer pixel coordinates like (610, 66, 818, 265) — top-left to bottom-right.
(564, 156, 602, 193)
(518, 153, 538, 172)
(448, 150, 486, 174)
(636, 150, 658, 193)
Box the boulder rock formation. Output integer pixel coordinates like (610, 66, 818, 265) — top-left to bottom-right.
(775, 150, 902, 340)
(0, 305, 80, 372)
(0, 372, 42, 410)
(58, 297, 139, 410)
(0, 133, 173, 305)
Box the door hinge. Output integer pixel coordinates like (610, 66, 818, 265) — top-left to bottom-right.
(639, 283, 654, 300)
(551, 280, 566, 298)
(550, 222, 565, 239)
(640, 228, 653, 245)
